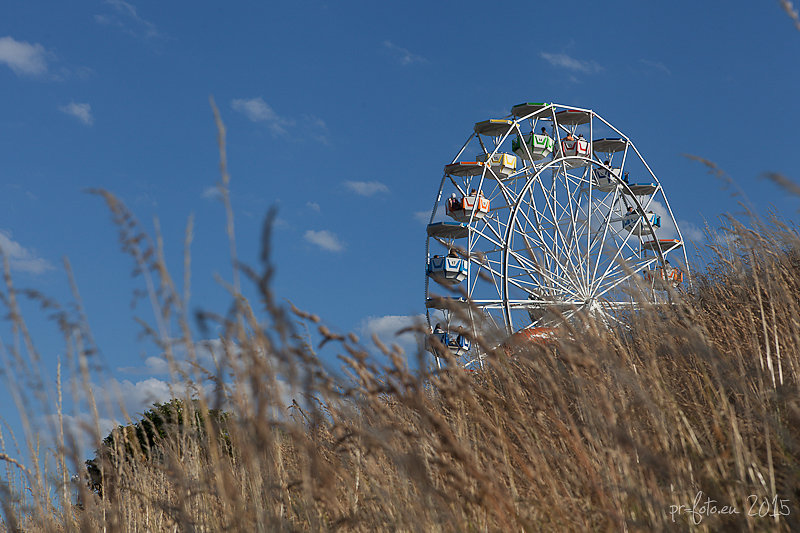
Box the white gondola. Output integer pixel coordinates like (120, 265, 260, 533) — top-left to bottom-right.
(644, 265, 684, 290)
(428, 329, 471, 357)
(556, 138, 591, 168)
(555, 109, 591, 125)
(427, 256, 467, 285)
(594, 167, 623, 192)
(624, 183, 658, 196)
(642, 239, 683, 253)
(475, 152, 517, 179)
(510, 102, 550, 118)
(621, 211, 661, 236)
(444, 161, 484, 177)
(474, 119, 514, 137)
(426, 221, 469, 239)
(593, 138, 627, 153)
(446, 194, 490, 223)
(512, 133, 554, 161)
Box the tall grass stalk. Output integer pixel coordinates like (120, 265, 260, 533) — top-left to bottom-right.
(1, 119, 800, 531)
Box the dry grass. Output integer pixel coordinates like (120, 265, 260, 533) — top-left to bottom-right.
(2, 119, 800, 531)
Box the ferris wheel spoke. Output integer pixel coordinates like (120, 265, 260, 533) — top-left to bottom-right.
(493, 175, 525, 215)
(505, 247, 584, 298)
(471, 260, 504, 296)
(591, 212, 644, 292)
(477, 258, 535, 295)
(505, 271, 582, 302)
(526, 177, 560, 227)
(532, 179, 586, 289)
(505, 252, 580, 294)
(594, 261, 641, 293)
(539, 170, 564, 262)
(559, 167, 590, 288)
(593, 256, 659, 300)
(585, 191, 657, 297)
(470, 260, 503, 301)
(511, 122, 538, 167)
(520, 176, 555, 230)
(511, 198, 561, 266)
(585, 171, 594, 290)
(546, 178, 585, 258)
(479, 178, 503, 203)
(470, 223, 511, 260)
(503, 180, 564, 272)
(560, 196, 594, 263)
(586, 189, 621, 276)
(508, 220, 581, 295)
(591, 253, 640, 296)
(559, 308, 578, 324)
(596, 305, 628, 327)
(506, 271, 583, 301)
(502, 246, 580, 295)
(448, 176, 469, 198)
(591, 261, 635, 290)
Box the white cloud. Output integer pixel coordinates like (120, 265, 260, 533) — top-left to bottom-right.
(0, 229, 53, 274)
(639, 58, 671, 75)
(304, 229, 344, 252)
(112, 378, 175, 413)
(0, 36, 48, 76)
(231, 97, 278, 122)
(202, 185, 221, 200)
(96, 0, 160, 40)
(106, 0, 138, 17)
(108, 348, 216, 424)
(119, 339, 230, 376)
(540, 52, 602, 74)
(302, 114, 331, 145)
(59, 102, 93, 125)
(645, 201, 704, 244)
(359, 314, 426, 356)
(40, 412, 118, 457)
(231, 99, 329, 142)
(383, 40, 427, 65)
(414, 210, 431, 224)
(712, 231, 738, 248)
(70, 376, 192, 431)
(344, 180, 389, 196)
(5, 183, 37, 199)
(43, 338, 310, 459)
(306, 201, 321, 212)
(118, 355, 170, 375)
(93, 373, 216, 419)
(231, 97, 294, 136)
(678, 220, 705, 243)
(112, 339, 299, 418)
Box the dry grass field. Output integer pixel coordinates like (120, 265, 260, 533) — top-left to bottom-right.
(2, 116, 800, 531)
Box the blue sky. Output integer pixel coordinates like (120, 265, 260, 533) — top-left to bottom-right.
(1, 1, 799, 453)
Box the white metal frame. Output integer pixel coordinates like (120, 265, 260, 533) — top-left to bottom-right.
(425, 103, 690, 367)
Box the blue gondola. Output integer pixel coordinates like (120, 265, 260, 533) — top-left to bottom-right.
(427, 256, 468, 285)
(428, 328, 471, 357)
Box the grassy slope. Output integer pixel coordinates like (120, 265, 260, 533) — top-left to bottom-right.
(4, 110, 800, 529)
(2, 203, 800, 531)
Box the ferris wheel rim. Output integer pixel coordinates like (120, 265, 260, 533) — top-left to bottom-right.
(425, 103, 691, 346)
(494, 154, 667, 332)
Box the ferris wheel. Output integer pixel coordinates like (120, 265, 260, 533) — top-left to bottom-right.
(424, 102, 690, 368)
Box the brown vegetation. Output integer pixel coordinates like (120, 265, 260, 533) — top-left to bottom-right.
(2, 119, 800, 531)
